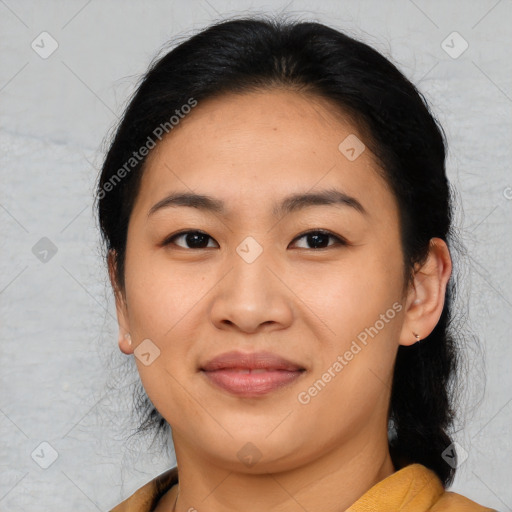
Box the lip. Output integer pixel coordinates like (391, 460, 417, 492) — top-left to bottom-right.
(201, 350, 305, 372)
(200, 350, 306, 397)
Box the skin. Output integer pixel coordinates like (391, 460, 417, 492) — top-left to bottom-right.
(109, 88, 452, 512)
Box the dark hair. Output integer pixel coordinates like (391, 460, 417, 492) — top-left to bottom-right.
(96, 15, 463, 486)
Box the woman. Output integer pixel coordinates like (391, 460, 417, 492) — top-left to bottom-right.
(97, 15, 496, 512)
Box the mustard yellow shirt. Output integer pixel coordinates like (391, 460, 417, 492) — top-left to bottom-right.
(109, 463, 497, 511)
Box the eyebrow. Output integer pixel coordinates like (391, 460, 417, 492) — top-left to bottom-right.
(147, 188, 367, 218)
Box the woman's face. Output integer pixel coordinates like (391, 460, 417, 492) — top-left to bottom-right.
(114, 89, 415, 473)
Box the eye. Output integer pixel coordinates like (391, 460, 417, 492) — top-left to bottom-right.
(162, 230, 218, 249)
(162, 229, 347, 250)
(289, 229, 347, 250)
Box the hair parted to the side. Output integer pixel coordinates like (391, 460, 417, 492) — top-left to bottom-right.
(96, 14, 468, 486)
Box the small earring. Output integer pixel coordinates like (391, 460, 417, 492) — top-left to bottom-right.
(413, 332, 420, 343)
(124, 333, 132, 346)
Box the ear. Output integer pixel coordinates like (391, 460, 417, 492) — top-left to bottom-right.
(399, 237, 452, 347)
(108, 249, 134, 355)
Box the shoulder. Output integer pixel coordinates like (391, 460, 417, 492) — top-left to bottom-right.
(109, 466, 179, 512)
(431, 490, 498, 512)
(346, 463, 496, 512)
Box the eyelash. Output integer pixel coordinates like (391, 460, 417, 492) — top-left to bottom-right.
(161, 229, 348, 250)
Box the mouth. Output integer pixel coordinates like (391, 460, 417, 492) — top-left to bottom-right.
(199, 350, 306, 397)
(200, 368, 306, 397)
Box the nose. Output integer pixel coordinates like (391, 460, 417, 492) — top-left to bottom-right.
(208, 243, 294, 334)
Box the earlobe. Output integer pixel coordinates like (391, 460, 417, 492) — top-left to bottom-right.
(118, 331, 134, 355)
(399, 238, 452, 347)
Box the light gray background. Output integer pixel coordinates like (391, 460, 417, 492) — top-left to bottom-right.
(1, 0, 511, 510)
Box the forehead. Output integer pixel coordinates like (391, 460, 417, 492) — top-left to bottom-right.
(132, 89, 397, 223)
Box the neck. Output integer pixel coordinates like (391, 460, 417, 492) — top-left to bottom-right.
(164, 429, 395, 512)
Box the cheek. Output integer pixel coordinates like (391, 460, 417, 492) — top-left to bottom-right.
(293, 265, 402, 438)
(124, 248, 209, 337)
(298, 248, 403, 339)
(306, 244, 404, 391)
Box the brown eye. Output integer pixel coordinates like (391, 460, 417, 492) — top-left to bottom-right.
(290, 230, 347, 250)
(163, 230, 218, 249)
